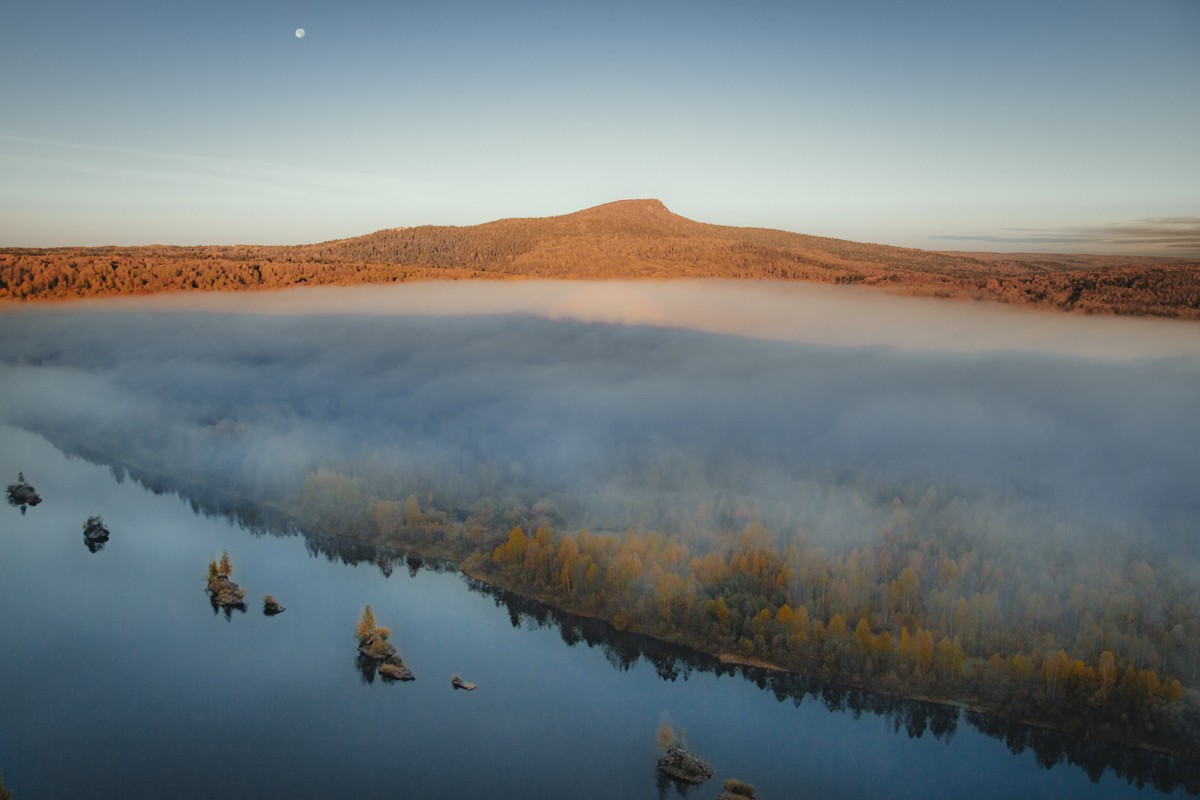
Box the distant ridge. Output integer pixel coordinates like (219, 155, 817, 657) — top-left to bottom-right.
(2, 199, 1198, 317)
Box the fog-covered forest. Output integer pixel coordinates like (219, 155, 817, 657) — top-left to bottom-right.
(1, 283, 1197, 753)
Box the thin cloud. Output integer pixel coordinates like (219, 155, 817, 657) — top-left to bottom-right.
(0, 132, 434, 201)
(935, 217, 1200, 254)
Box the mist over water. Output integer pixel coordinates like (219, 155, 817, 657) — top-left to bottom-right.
(47, 279, 1200, 361)
(1, 281, 1197, 565)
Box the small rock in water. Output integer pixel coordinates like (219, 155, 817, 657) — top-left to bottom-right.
(83, 515, 110, 542)
(657, 745, 713, 785)
(6, 473, 42, 510)
(263, 595, 286, 615)
(379, 657, 415, 681)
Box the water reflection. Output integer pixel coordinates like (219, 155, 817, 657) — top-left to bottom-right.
(82, 515, 110, 552)
(471, 581, 1200, 794)
(35, 442, 1200, 795)
(355, 653, 378, 685)
(656, 769, 703, 799)
(209, 594, 247, 621)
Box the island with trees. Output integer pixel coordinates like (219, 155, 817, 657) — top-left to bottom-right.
(656, 722, 713, 786)
(206, 551, 246, 610)
(19, 421, 1199, 762)
(355, 604, 414, 681)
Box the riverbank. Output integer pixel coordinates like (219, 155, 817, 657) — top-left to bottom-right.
(7, 423, 1199, 793)
(21, 426, 1200, 762)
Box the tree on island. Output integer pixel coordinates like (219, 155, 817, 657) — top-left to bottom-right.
(356, 603, 377, 641)
(656, 722, 711, 785)
(356, 603, 395, 658)
(206, 550, 246, 608)
(355, 603, 412, 679)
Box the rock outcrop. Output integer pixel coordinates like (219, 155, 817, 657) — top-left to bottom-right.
(357, 632, 397, 661)
(207, 575, 246, 608)
(657, 745, 713, 785)
(379, 658, 415, 681)
(263, 595, 286, 615)
(83, 515, 110, 542)
(6, 473, 42, 509)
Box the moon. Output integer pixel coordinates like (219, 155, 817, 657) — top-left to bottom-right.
(295, 28, 305, 39)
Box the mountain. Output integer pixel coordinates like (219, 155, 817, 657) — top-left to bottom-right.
(2, 199, 1198, 317)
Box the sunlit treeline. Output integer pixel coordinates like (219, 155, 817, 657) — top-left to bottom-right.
(287, 461, 1200, 754)
(470, 509, 1197, 753)
(4, 201, 1198, 316)
(0, 251, 484, 298)
(28, 424, 1199, 762)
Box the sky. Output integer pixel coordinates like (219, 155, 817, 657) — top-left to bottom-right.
(1, 0, 1198, 254)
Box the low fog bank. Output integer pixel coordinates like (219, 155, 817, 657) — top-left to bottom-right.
(38, 280, 1200, 362)
(1, 298, 1197, 565)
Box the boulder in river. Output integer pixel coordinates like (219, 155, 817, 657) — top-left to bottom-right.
(451, 674, 476, 691)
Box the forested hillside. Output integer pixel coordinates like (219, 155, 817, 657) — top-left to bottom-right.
(3, 200, 1198, 317)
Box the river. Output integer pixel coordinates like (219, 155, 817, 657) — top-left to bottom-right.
(0, 424, 1191, 799)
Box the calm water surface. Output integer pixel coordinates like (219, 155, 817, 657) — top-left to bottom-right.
(0, 426, 1186, 799)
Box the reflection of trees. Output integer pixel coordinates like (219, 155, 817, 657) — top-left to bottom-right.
(44, 440, 1200, 795)
(469, 579, 1200, 795)
(356, 653, 377, 685)
(208, 594, 246, 621)
(656, 768, 701, 799)
(967, 712, 1200, 794)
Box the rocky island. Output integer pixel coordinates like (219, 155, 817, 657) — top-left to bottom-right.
(206, 550, 246, 609)
(82, 515, 110, 551)
(263, 595, 286, 615)
(656, 725, 713, 786)
(6, 472, 42, 511)
(356, 604, 414, 681)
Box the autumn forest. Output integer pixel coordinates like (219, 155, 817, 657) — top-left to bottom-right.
(3, 200, 1199, 317)
(3, 292, 1195, 766)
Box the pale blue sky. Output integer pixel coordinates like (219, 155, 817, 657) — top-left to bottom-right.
(2, 0, 1198, 254)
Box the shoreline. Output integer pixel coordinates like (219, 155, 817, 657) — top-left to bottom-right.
(15, 426, 1200, 764)
(457, 559, 1195, 762)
